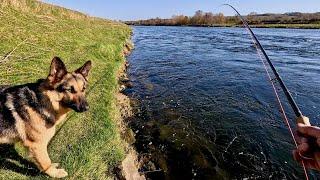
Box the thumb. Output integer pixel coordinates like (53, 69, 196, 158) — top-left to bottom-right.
(296, 115, 310, 126)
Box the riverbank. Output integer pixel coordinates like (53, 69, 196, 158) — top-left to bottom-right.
(0, 0, 138, 179)
(128, 24, 320, 29)
(125, 11, 320, 30)
(115, 42, 145, 180)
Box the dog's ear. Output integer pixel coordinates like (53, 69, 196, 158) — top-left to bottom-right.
(47, 57, 67, 84)
(75, 61, 92, 78)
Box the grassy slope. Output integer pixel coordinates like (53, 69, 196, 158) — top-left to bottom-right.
(0, 0, 131, 179)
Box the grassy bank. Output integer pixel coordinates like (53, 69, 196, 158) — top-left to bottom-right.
(0, 0, 131, 179)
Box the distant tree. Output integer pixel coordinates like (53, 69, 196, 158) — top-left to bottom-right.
(195, 10, 204, 18)
(191, 10, 204, 24)
(172, 15, 189, 25)
(216, 13, 226, 24)
(202, 12, 214, 24)
(247, 12, 258, 24)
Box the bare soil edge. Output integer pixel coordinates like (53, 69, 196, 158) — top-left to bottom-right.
(114, 40, 145, 180)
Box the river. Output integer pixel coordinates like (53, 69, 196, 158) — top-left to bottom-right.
(125, 26, 320, 179)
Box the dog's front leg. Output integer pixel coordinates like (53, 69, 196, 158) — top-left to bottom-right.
(25, 141, 68, 178)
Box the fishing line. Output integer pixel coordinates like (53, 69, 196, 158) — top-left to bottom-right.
(222, 4, 310, 179)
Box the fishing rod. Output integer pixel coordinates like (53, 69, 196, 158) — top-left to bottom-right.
(222, 4, 311, 179)
(224, 4, 303, 117)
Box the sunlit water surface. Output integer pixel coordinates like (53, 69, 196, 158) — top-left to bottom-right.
(126, 26, 320, 179)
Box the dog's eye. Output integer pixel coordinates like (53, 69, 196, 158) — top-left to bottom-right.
(64, 87, 71, 92)
(65, 86, 76, 93)
(57, 85, 64, 92)
(82, 86, 86, 92)
(70, 86, 76, 93)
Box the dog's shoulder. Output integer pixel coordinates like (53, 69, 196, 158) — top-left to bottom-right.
(0, 85, 18, 133)
(0, 80, 47, 105)
(0, 79, 56, 124)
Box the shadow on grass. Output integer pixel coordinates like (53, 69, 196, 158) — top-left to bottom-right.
(0, 144, 40, 176)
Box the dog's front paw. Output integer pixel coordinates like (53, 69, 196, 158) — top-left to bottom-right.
(54, 168, 68, 178)
(45, 163, 68, 178)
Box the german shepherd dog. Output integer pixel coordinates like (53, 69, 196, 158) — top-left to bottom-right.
(0, 57, 91, 178)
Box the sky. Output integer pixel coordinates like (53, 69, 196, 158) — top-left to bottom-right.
(43, 0, 320, 21)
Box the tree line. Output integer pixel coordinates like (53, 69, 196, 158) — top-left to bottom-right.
(125, 10, 320, 26)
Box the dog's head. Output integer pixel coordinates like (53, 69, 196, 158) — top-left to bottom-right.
(45, 57, 92, 112)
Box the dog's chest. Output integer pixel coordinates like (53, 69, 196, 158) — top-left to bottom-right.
(24, 107, 57, 142)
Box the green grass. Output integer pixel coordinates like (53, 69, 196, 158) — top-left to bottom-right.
(0, 0, 132, 179)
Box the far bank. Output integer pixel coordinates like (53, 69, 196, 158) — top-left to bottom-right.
(125, 11, 320, 29)
(126, 24, 320, 29)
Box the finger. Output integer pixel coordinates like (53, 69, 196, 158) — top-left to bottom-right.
(317, 138, 320, 146)
(315, 153, 320, 170)
(302, 159, 320, 170)
(293, 150, 317, 169)
(297, 124, 320, 138)
(297, 143, 309, 154)
(296, 136, 308, 144)
(293, 149, 313, 161)
(296, 116, 310, 126)
(292, 150, 301, 161)
(294, 132, 302, 143)
(301, 137, 308, 143)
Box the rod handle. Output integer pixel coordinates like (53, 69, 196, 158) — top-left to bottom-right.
(296, 115, 311, 126)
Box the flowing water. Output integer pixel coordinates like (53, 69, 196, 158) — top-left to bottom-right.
(125, 26, 320, 179)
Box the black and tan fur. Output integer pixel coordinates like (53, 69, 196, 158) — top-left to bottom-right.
(0, 57, 91, 178)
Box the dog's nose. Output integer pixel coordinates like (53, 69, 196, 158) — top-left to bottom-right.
(82, 104, 89, 111)
(79, 101, 89, 112)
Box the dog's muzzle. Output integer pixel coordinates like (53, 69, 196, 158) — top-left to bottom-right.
(76, 100, 89, 112)
(64, 100, 89, 112)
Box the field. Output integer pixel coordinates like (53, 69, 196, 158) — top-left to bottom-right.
(0, 0, 131, 179)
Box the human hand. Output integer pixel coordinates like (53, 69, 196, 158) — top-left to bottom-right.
(293, 119, 320, 170)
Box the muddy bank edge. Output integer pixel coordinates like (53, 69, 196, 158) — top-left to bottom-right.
(115, 38, 145, 180)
